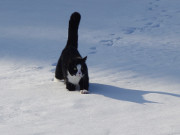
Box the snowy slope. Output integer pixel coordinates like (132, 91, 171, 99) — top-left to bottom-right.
(0, 0, 180, 135)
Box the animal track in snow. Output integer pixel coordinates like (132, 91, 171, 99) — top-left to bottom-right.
(88, 46, 97, 55)
(123, 27, 136, 34)
(99, 34, 122, 47)
(100, 40, 113, 46)
(52, 63, 57, 66)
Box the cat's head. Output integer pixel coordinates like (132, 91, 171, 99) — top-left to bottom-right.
(68, 56, 87, 77)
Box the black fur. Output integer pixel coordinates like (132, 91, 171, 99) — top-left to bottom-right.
(55, 12, 89, 91)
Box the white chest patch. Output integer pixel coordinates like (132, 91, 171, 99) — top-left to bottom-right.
(67, 64, 83, 85)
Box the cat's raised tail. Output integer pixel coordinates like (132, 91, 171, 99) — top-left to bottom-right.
(66, 12, 81, 49)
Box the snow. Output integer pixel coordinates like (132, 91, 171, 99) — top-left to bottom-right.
(0, 0, 180, 135)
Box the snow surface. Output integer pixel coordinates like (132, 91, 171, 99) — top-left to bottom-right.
(0, 0, 180, 135)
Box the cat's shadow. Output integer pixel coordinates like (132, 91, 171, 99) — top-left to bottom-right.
(90, 83, 180, 104)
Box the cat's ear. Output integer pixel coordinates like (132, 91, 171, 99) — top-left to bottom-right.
(83, 56, 87, 62)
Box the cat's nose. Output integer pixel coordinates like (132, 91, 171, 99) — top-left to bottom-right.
(78, 72, 81, 76)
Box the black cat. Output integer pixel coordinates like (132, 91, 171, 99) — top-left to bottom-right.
(55, 12, 89, 94)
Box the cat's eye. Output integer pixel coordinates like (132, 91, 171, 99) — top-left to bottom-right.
(73, 67, 77, 70)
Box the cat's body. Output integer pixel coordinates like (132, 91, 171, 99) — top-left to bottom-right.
(55, 12, 89, 94)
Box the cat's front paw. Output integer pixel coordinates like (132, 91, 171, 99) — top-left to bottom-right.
(80, 90, 89, 94)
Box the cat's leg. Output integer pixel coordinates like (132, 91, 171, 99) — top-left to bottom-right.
(79, 78, 89, 94)
(66, 82, 76, 91)
(55, 59, 64, 80)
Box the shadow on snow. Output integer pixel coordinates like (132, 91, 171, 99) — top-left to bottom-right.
(90, 83, 180, 104)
